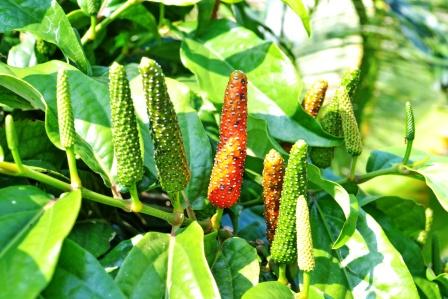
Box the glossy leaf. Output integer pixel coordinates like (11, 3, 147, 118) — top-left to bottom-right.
(308, 164, 359, 249)
(0, 187, 81, 299)
(180, 20, 340, 147)
(68, 221, 116, 257)
(115, 222, 220, 299)
(144, 0, 200, 6)
(42, 239, 126, 299)
(100, 235, 143, 277)
(0, 0, 91, 73)
(282, 0, 311, 36)
(310, 196, 419, 299)
(241, 282, 294, 299)
(246, 116, 286, 159)
(211, 237, 259, 299)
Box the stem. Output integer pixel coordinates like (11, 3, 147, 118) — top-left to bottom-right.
(159, 4, 165, 26)
(181, 190, 196, 220)
(338, 165, 401, 185)
(66, 147, 81, 189)
(278, 264, 288, 285)
(0, 161, 175, 223)
(349, 156, 358, 181)
(211, 0, 220, 19)
(302, 271, 311, 299)
(89, 15, 97, 40)
(81, 0, 142, 44)
(129, 183, 143, 212)
(170, 192, 184, 234)
(211, 208, 223, 231)
(402, 140, 413, 165)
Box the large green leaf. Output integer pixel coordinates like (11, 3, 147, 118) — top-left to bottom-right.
(308, 164, 359, 249)
(115, 222, 220, 299)
(0, 119, 65, 170)
(68, 221, 116, 258)
(0, 0, 91, 74)
(241, 282, 294, 299)
(42, 239, 126, 299)
(211, 237, 259, 299)
(0, 187, 81, 299)
(366, 150, 448, 212)
(282, 0, 311, 36)
(310, 196, 419, 299)
(180, 20, 340, 147)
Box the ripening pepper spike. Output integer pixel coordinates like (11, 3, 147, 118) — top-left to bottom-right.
(302, 80, 328, 118)
(270, 140, 308, 264)
(296, 195, 315, 272)
(57, 69, 76, 149)
(207, 70, 248, 209)
(405, 101, 415, 142)
(109, 62, 143, 187)
(309, 99, 341, 168)
(138, 57, 191, 193)
(338, 89, 362, 156)
(341, 69, 361, 98)
(262, 149, 285, 245)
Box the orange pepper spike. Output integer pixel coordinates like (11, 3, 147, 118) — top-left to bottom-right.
(208, 71, 248, 208)
(262, 149, 285, 245)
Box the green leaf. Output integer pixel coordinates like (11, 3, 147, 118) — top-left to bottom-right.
(0, 0, 91, 74)
(308, 164, 359, 249)
(414, 276, 442, 299)
(180, 20, 339, 147)
(281, 0, 311, 36)
(68, 221, 116, 257)
(211, 237, 259, 299)
(115, 222, 220, 299)
(42, 239, 126, 299)
(366, 150, 402, 172)
(100, 235, 143, 277)
(411, 160, 448, 212)
(241, 282, 294, 299)
(0, 187, 81, 299)
(144, 0, 201, 6)
(310, 196, 419, 298)
(247, 116, 286, 158)
(0, 119, 65, 170)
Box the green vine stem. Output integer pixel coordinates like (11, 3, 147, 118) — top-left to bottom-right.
(182, 190, 197, 220)
(0, 161, 176, 223)
(128, 183, 143, 212)
(301, 271, 311, 299)
(81, 0, 142, 44)
(66, 147, 82, 189)
(277, 264, 288, 285)
(89, 15, 97, 40)
(211, 208, 223, 231)
(169, 192, 185, 234)
(402, 140, 413, 165)
(5, 115, 24, 172)
(349, 156, 358, 181)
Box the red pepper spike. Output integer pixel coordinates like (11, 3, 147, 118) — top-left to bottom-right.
(208, 70, 248, 209)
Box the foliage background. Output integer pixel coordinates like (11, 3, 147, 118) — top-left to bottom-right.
(0, 0, 447, 298)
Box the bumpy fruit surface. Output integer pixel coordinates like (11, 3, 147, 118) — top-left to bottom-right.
(405, 101, 415, 142)
(262, 149, 285, 244)
(57, 70, 75, 149)
(309, 99, 341, 168)
(139, 57, 191, 193)
(296, 195, 314, 272)
(86, 0, 101, 15)
(109, 62, 143, 187)
(339, 89, 362, 156)
(341, 69, 360, 98)
(270, 140, 308, 264)
(208, 70, 248, 209)
(302, 80, 328, 117)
